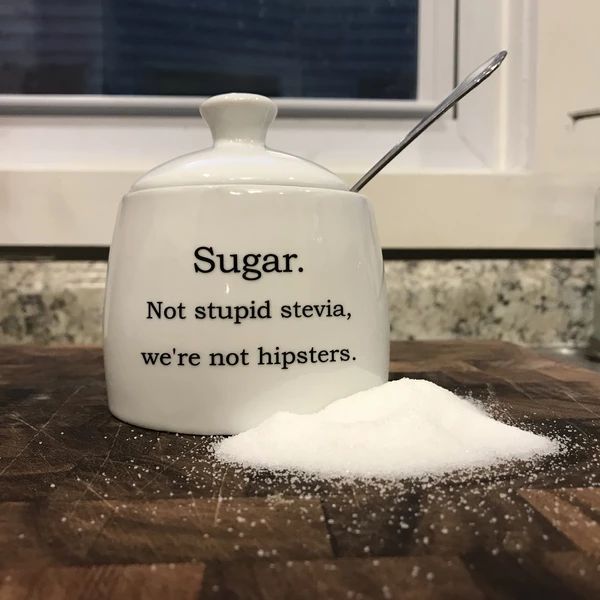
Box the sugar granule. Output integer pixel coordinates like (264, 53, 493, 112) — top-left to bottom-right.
(214, 378, 559, 478)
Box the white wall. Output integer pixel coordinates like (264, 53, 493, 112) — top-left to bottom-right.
(532, 1, 600, 176)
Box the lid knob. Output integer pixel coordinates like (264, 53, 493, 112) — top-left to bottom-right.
(200, 93, 277, 147)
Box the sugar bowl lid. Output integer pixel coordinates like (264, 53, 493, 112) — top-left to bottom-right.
(130, 93, 347, 192)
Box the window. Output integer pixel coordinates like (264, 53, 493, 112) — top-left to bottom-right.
(0, 0, 452, 116)
(7, 1, 583, 251)
(2, 0, 420, 101)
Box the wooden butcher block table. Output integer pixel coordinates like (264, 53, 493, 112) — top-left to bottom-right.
(1, 341, 600, 599)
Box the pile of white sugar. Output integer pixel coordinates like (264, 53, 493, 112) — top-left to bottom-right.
(215, 378, 559, 479)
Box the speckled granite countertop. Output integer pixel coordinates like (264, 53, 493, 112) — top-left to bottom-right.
(0, 258, 595, 347)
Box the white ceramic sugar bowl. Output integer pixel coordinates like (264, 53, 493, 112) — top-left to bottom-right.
(104, 93, 389, 434)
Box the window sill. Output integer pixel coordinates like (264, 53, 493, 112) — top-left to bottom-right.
(0, 166, 594, 249)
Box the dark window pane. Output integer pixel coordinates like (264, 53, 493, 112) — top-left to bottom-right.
(0, 0, 419, 99)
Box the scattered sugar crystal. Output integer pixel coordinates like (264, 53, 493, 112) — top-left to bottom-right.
(215, 379, 559, 479)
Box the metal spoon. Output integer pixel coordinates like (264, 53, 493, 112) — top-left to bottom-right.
(351, 50, 507, 192)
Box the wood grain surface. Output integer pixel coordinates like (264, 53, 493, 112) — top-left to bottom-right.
(0, 341, 599, 599)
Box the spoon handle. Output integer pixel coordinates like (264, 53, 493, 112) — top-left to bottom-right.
(350, 50, 507, 193)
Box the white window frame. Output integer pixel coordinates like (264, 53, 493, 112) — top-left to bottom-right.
(1, 0, 596, 250)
